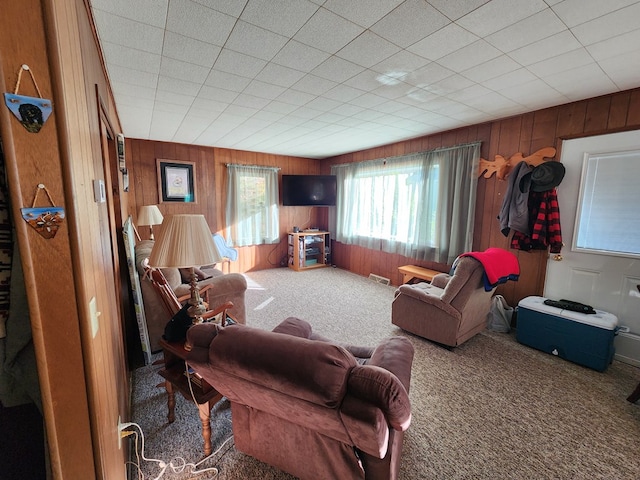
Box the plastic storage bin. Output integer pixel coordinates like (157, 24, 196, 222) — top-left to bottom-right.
(516, 296, 619, 372)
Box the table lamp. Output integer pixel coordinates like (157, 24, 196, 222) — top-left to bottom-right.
(137, 205, 164, 240)
(148, 214, 221, 323)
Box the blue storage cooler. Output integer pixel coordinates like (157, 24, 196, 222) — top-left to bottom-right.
(516, 296, 618, 372)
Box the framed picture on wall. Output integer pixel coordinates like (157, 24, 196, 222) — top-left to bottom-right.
(157, 159, 196, 203)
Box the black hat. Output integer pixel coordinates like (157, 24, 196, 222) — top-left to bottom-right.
(530, 161, 565, 192)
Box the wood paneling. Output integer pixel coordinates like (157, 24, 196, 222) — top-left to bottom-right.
(324, 89, 640, 308)
(128, 140, 326, 271)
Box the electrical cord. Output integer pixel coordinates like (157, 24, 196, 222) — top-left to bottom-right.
(120, 420, 234, 479)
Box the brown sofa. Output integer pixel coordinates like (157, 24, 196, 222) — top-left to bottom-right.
(134, 240, 247, 352)
(391, 256, 494, 347)
(186, 317, 414, 480)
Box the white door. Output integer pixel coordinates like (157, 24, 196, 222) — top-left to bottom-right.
(543, 130, 640, 366)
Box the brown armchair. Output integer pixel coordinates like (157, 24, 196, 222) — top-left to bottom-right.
(185, 317, 414, 480)
(134, 240, 247, 351)
(391, 256, 494, 347)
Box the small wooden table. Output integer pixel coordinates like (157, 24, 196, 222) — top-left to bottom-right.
(398, 265, 442, 284)
(158, 338, 223, 456)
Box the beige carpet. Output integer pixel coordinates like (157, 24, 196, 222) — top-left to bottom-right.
(130, 267, 640, 479)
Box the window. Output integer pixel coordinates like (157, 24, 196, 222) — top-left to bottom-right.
(225, 165, 280, 247)
(574, 149, 640, 257)
(331, 143, 479, 264)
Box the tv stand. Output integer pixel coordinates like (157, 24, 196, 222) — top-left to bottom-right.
(288, 231, 330, 271)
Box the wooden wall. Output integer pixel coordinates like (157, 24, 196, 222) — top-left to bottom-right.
(128, 139, 326, 271)
(1, 0, 129, 478)
(129, 89, 640, 309)
(325, 89, 640, 307)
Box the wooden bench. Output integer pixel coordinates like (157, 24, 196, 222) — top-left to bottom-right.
(398, 265, 443, 284)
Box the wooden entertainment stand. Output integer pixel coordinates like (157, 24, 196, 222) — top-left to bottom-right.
(288, 230, 330, 271)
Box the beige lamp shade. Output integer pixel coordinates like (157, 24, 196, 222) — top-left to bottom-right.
(148, 214, 221, 268)
(137, 205, 164, 227)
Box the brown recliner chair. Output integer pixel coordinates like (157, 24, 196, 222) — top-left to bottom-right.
(391, 256, 494, 347)
(186, 317, 414, 480)
(134, 240, 247, 351)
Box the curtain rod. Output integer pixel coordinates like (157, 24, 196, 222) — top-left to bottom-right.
(226, 163, 281, 170)
(332, 141, 481, 169)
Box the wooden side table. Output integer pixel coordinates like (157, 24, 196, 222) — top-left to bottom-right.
(158, 338, 223, 455)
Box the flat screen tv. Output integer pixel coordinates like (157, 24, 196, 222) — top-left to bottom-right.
(282, 174, 337, 206)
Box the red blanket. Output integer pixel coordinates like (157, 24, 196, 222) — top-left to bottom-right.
(460, 248, 520, 291)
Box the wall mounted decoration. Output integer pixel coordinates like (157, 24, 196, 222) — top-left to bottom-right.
(21, 184, 65, 239)
(4, 64, 52, 133)
(478, 147, 556, 180)
(157, 159, 196, 203)
(117, 133, 126, 172)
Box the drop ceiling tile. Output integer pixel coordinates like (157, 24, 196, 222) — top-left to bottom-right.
(91, 0, 168, 28)
(153, 101, 191, 115)
(508, 30, 582, 66)
(111, 81, 155, 100)
(372, 82, 413, 100)
(275, 89, 316, 106)
(322, 0, 402, 28)
(213, 49, 268, 77)
(543, 63, 617, 98)
(160, 57, 211, 84)
(428, 0, 491, 21)
(192, 0, 247, 17)
(102, 42, 161, 74)
(255, 63, 307, 87)
(157, 75, 201, 96)
(598, 50, 640, 90)
(405, 62, 455, 88)
(262, 100, 300, 115)
(289, 107, 323, 120)
(272, 40, 331, 72)
(188, 98, 228, 116)
(336, 31, 401, 68)
(167, 0, 236, 45)
(225, 21, 289, 61)
(329, 103, 365, 117)
(224, 104, 259, 118)
(527, 48, 593, 77)
(370, 50, 430, 77)
(314, 111, 347, 123)
(571, 2, 640, 45)
(293, 8, 364, 54)
(322, 84, 366, 103)
(291, 74, 337, 95)
(437, 40, 502, 72)
(311, 56, 365, 83)
(483, 67, 537, 91)
(461, 55, 521, 83)
(243, 80, 287, 100)
(407, 23, 478, 61)
(107, 64, 158, 89)
(162, 32, 221, 68)
(305, 97, 343, 112)
(252, 110, 286, 122)
(485, 9, 567, 53)
(456, 0, 548, 37)
(344, 69, 389, 91)
(587, 29, 640, 61)
(232, 93, 272, 110)
(198, 85, 240, 103)
(498, 78, 565, 106)
(240, 0, 318, 36)
(370, 0, 450, 48)
(205, 70, 252, 92)
(464, 91, 521, 112)
(551, 0, 639, 28)
(349, 93, 388, 109)
(156, 90, 197, 106)
(118, 105, 152, 136)
(447, 83, 493, 102)
(93, 11, 164, 53)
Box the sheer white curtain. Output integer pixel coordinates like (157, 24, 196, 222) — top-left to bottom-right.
(225, 164, 280, 247)
(331, 143, 480, 264)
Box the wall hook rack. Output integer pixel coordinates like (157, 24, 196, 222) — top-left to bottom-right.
(478, 146, 556, 180)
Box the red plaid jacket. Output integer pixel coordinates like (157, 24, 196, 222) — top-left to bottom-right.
(511, 188, 562, 253)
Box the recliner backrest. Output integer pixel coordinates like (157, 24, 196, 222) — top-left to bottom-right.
(440, 256, 486, 309)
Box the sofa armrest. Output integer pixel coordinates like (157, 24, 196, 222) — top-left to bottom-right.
(347, 364, 411, 432)
(396, 283, 460, 318)
(431, 272, 451, 289)
(184, 323, 219, 359)
(367, 336, 414, 392)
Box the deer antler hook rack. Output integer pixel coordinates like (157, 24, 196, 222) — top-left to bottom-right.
(478, 146, 556, 180)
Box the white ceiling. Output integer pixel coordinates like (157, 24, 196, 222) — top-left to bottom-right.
(89, 0, 640, 159)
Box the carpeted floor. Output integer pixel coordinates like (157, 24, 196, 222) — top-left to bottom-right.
(130, 267, 640, 479)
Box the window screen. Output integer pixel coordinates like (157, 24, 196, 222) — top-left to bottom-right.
(574, 149, 640, 257)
